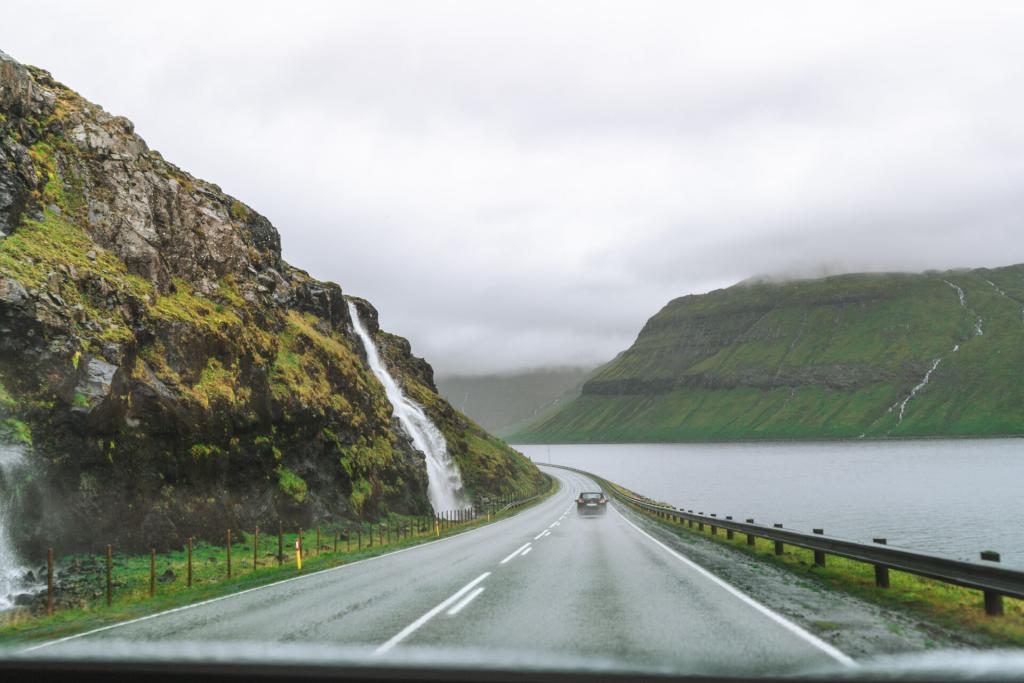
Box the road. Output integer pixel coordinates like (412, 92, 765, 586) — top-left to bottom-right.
(29, 467, 854, 676)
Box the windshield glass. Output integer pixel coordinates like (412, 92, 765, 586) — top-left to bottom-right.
(1, 2, 1024, 681)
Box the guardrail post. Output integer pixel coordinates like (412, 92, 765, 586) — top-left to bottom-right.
(150, 548, 156, 597)
(725, 517, 734, 540)
(981, 551, 1004, 616)
(47, 548, 54, 615)
(698, 513, 704, 532)
(278, 523, 283, 566)
(188, 537, 193, 587)
(812, 529, 826, 565)
(710, 514, 718, 536)
(746, 519, 756, 546)
(688, 511, 694, 528)
(873, 538, 890, 587)
(773, 524, 784, 555)
(317, 527, 321, 556)
(253, 526, 260, 571)
(334, 530, 339, 553)
(227, 528, 232, 578)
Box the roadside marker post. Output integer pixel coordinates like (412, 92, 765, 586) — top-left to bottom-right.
(295, 533, 303, 571)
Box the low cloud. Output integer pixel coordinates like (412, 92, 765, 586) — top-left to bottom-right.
(4, 1, 1024, 373)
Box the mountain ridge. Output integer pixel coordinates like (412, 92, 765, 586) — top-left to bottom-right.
(511, 265, 1024, 443)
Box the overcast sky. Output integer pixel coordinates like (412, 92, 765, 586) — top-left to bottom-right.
(5, 2, 1024, 375)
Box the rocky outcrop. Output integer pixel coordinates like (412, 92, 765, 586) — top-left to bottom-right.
(0, 50, 541, 557)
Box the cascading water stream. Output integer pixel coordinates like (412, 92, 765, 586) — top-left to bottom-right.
(347, 301, 468, 513)
(0, 443, 27, 609)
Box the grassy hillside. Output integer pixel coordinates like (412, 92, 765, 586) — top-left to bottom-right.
(511, 266, 1024, 442)
(436, 367, 593, 437)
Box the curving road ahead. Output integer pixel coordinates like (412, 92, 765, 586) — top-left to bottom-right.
(28, 467, 854, 676)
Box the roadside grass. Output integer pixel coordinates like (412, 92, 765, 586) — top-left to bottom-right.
(625, 497, 1024, 646)
(0, 477, 558, 646)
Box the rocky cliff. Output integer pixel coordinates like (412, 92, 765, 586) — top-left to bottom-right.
(512, 267, 1024, 442)
(0, 50, 542, 556)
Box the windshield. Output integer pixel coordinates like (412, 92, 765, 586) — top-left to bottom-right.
(1, 2, 1024, 681)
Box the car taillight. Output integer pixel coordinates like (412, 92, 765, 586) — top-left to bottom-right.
(599, 499, 607, 504)
(577, 498, 584, 504)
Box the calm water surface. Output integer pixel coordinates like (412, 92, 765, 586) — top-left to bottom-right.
(517, 440, 1024, 567)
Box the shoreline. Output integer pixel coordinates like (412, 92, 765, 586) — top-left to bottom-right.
(508, 432, 1024, 446)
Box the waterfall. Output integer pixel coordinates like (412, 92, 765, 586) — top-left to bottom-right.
(0, 443, 26, 609)
(897, 358, 942, 423)
(346, 301, 468, 513)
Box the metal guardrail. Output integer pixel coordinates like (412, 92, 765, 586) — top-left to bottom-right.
(546, 463, 1022, 615)
(493, 474, 558, 514)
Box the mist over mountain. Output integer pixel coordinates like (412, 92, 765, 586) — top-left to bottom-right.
(437, 367, 594, 437)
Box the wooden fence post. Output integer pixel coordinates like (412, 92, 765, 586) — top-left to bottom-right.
(106, 544, 113, 606)
(278, 523, 284, 566)
(47, 548, 54, 615)
(187, 537, 193, 587)
(253, 526, 259, 571)
(227, 529, 232, 578)
(150, 548, 156, 597)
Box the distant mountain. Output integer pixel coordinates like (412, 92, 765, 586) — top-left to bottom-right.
(437, 367, 594, 437)
(511, 266, 1024, 442)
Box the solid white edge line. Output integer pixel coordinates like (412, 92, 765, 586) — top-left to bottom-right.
(500, 542, 532, 564)
(613, 506, 857, 668)
(375, 572, 491, 654)
(446, 586, 485, 617)
(23, 477, 569, 655)
(520, 547, 532, 557)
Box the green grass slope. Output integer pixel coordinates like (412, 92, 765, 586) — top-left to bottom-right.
(511, 266, 1024, 442)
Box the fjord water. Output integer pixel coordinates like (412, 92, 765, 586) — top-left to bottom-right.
(347, 302, 468, 513)
(518, 440, 1024, 566)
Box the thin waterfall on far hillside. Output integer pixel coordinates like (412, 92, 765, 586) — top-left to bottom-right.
(346, 301, 468, 513)
(0, 444, 26, 609)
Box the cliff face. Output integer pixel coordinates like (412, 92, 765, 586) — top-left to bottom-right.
(0, 50, 541, 555)
(513, 267, 1024, 442)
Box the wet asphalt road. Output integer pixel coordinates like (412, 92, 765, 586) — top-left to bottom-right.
(31, 467, 853, 675)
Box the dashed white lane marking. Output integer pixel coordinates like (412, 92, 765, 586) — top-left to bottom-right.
(614, 508, 856, 668)
(446, 586, 485, 616)
(500, 542, 532, 564)
(534, 529, 551, 540)
(375, 572, 491, 654)
(520, 547, 533, 557)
